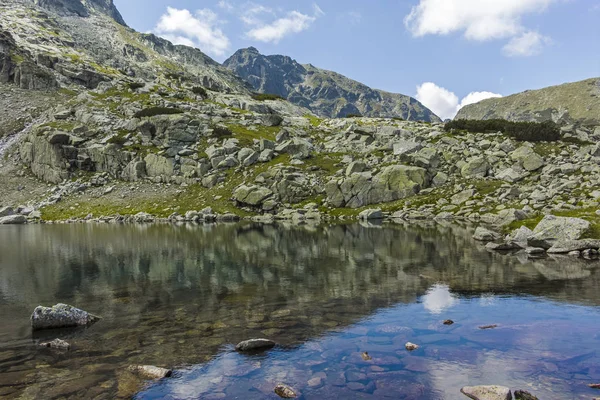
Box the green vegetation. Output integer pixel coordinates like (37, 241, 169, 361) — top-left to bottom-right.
(224, 124, 280, 147)
(134, 107, 184, 118)
(251, 93, 285, 101)
(445, 119, 561, 142)
(10, 52, 25, 64)
(39, 121, 76, 131)
(304, 114, 323, 127)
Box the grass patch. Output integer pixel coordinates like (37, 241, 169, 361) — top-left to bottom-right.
(224, 124, 280, 147)
(304, 114, 323, 127)
(251, 93, 285, 101)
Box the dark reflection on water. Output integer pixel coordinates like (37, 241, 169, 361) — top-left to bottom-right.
(0, 222, 599, 399)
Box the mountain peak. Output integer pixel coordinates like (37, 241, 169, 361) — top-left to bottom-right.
(32, 0, 127, 25)
(224, 48, 441, 121)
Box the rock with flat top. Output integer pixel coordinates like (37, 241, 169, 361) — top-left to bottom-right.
(0, 215, 26, 224)
(528, 215, 590, 249)
(31, 303, 100, 330)
(460, 385, 512, 400)
(274, 384, 297, 398)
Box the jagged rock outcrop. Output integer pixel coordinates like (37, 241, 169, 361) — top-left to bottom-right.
(456, 78, 600, 127)
(224, 47, 441, 122)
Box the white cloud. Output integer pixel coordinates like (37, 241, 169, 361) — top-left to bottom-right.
(416, 82, 502, 120)
(405, 0, 554, 56)
(503, 31, 550, 57)
(338, 11, 362, 25)
(244, 4, 323, 43)
(154, 7, 230, 57)
(240, 4, 274, 26)
(217, 0, 234, 12)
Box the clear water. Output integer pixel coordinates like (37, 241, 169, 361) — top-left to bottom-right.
(0, 222, 599, 399)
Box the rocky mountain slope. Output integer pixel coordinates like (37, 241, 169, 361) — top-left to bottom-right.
(224, 47, 440, 122)
(1, 0, 600, 258)
(456, 78, 600, 126)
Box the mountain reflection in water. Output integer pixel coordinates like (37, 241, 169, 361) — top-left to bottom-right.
(0, 222, 599, 399)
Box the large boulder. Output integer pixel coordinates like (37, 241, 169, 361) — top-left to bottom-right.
(528, 215, 590, 249)
(358, 209, 383, 220)
(393, 140, 422, 156)
(0, 215, 27, 225)
(481, 209, 528, 227)
(31, 304, 100, 330)
(510, 146, 544, 172)
(233, 185, 273, 207)
(0, 206, 15, 217)
(461, 157, 489, 178)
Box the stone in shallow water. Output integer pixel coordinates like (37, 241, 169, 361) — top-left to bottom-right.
(127, 365, 172, 380)
(460, 385, 512, 400)
(514, 390, 539, 400)
(31, 303, 100, 330)
(39, 338, 70, 350)
(274, 384, 296, 398)
(479, 324, 498, 330)
(235, 338, 276, 352)
(443, 319, 455, 325)
(405, 342, 419, 351)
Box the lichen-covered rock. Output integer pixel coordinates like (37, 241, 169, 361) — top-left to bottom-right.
(461, 157, 489, 178)
(31, 303, 100, 330)
(235, 338, 276, 352)
(511, 146, 544, 171)
(513, 390, 538, 400)
(460, 385, 512, 400)
(233, 185, 274, 207)
(528, 215, 590, 249)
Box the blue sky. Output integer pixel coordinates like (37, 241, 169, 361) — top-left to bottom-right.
(114, 0, 600, 119)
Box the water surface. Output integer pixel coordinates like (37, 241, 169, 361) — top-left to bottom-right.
(0, 222, 599, 399)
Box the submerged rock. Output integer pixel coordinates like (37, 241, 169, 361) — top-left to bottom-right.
(128, 365, 172, 380)
(31, 303, 100, 330)
(514, 390, 539, 400)
(479, 324, 498, 330)
(274, 384, 297, 398)
(235, 338, 276, 352)
(39, 338, 70, 350)
(461, 385, 512, 400)
(361, 352, 372, 361)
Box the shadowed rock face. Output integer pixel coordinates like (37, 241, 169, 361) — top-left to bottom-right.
(223, 47, 441, 122)
(33, 0, 127, 25)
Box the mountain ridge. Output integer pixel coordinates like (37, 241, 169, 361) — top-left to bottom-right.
(223, 47, 441, 122)
(456, 77, 600, 127)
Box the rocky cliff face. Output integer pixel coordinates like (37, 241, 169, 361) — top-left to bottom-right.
(224, 47, 441, 122)
(456, 78, 600, 127)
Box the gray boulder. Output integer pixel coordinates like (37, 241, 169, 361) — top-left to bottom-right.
(128, 365, 173, 380)
(473, 227, 501, 242)
(528, 215, 590, 249)
(451, 189, 476, 205)
(358, 209, 383, 220)
(0, 215, 27, 225)
(511, 146, 544, 171)
(0, 206, 15, 217)
(547, 239, 600, 254)
(233, 185, 273, 207)
(31, 303, 100, 330)
(460, 385, 512, 400)
(481, 209, 528, 227)
(393, 140, 422, 156)
(461, 157, 489, 178)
